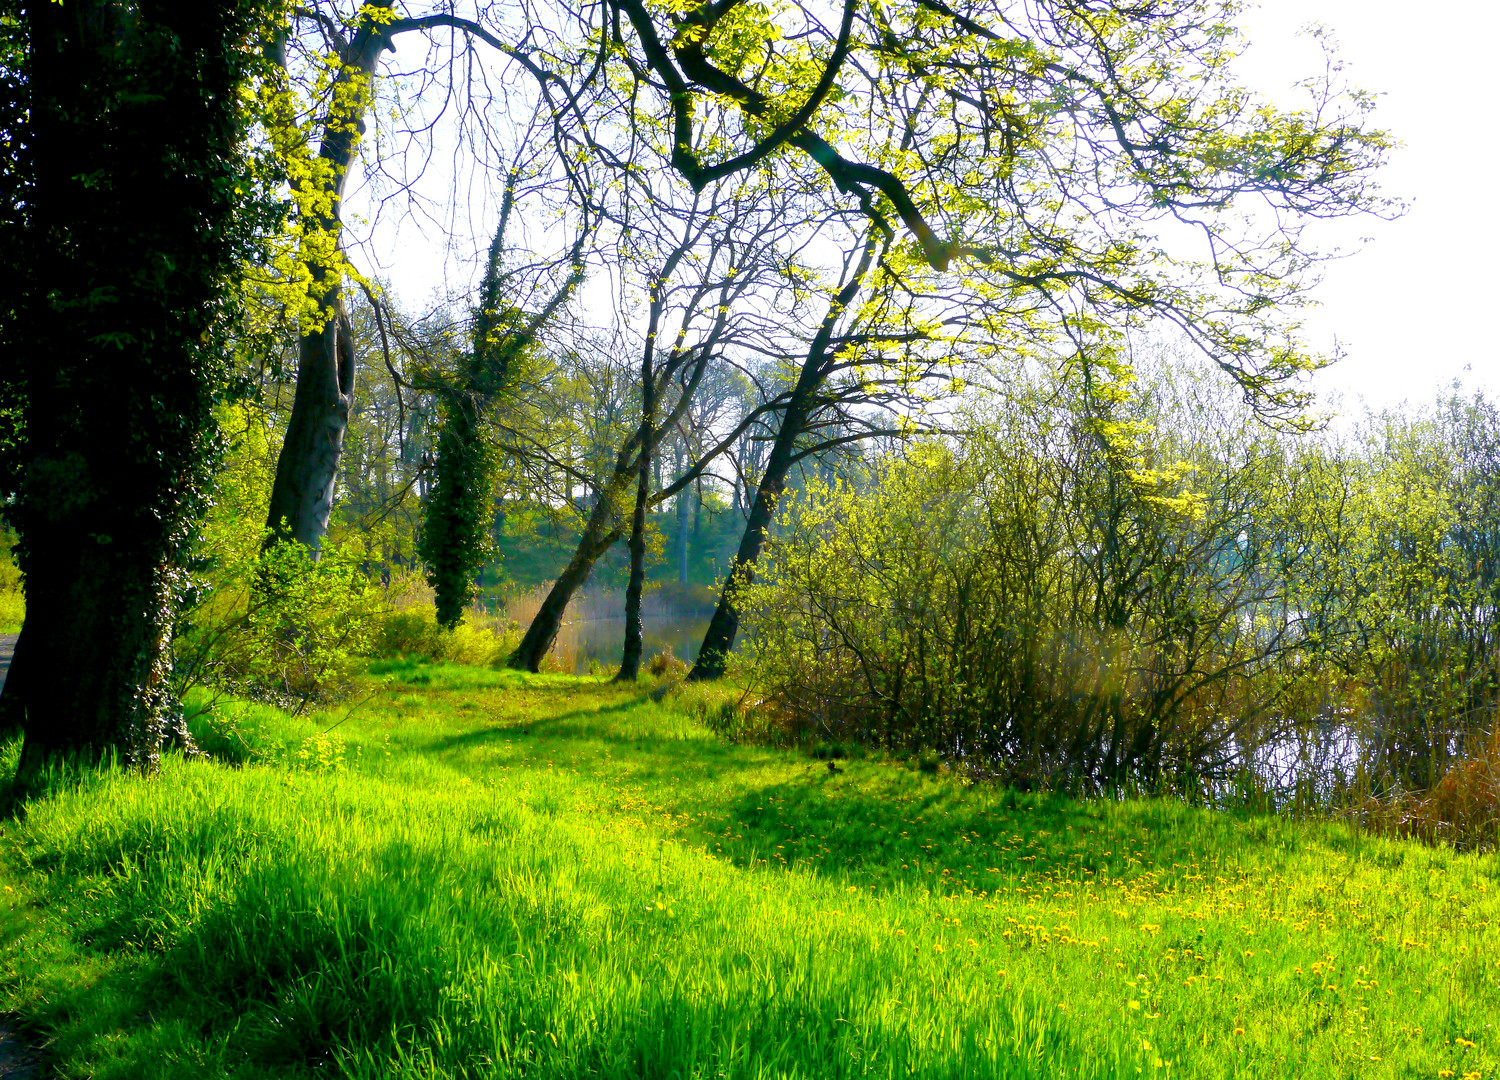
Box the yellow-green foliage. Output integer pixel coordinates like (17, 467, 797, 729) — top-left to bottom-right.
(373, 604, 518, 667)
(0, 667, 1494, 1078)
(177, 405, 390, 708)
(0, 528, 21, 634)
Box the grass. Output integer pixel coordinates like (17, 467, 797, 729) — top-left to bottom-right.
(0, 661, 1494, 1078)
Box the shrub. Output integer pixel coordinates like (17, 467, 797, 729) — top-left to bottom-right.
(175, 539, 383, 714)
(645, 645, 689, 681)
(369, 603, 517, 667)
(740, 429, 1311, 792)
(1354, 731, 1500, 851)
(0, 527, 22, 634)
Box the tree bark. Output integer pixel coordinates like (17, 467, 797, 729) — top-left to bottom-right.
(616, 283, 662, 680)
(11, 512, 183, 770)
(4, 0, 273, 768)
(263, 13, 393, 551)
(616, 440, 651, 680)
(265, 301, 356, 552)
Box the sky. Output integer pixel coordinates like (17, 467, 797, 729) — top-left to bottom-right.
(1231, 0, 1500, 413)
(359, 0, 1500, 418)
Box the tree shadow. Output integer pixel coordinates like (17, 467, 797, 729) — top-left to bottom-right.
(683, 767, 1287, 899)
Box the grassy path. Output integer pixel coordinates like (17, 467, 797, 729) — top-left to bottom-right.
(0, 662, 1494, 1078)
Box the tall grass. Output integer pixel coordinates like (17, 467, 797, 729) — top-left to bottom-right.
(0, 528, 22, 634)
(0, 664, 1494, 1078)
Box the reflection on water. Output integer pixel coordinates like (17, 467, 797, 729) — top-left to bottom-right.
(568, 614, 711, 674)
(500, 588, 713, 675)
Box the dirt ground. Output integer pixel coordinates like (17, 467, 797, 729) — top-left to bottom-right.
(0, 1021, 43, 1079)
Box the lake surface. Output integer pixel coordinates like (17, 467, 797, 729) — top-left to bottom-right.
(567, 613, 712, 674)
(500, 589, 714, 675)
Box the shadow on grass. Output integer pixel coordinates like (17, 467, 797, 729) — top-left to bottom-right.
(690, 768, 1300, 898)
(394, 662, 1303, 899)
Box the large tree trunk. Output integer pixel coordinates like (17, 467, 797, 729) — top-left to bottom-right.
(265, 302, 356, 551)
(262, 15, 391, 552)
(11, 517, 184, 770)
(3, 0, 272, 768)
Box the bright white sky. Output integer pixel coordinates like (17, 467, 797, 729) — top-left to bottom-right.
(1232, 0, 1500, 413)
(361, 0, 1500, 418)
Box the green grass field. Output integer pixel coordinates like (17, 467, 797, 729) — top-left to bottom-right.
(0, 662, 1494, 1078)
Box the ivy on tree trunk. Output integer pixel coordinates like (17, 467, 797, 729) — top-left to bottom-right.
(1, 0, 282, 769)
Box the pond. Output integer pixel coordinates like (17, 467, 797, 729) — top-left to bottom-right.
(501, 589, 715, 675)
(567, 612, 713, 674)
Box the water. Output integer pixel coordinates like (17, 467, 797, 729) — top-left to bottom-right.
(500, 588, 714, 675)
(568, 613, 712, 674)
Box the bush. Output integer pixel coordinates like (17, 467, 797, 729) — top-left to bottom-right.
(740, 436, 1295, 791)
(0, 527, 22, 634)
(370, 604, 517, 667)
(175, 539, 383, 714)
(645, 645, 689, 681)
(1354, 731, 1500, 851)
(737, 370, 1355, 794)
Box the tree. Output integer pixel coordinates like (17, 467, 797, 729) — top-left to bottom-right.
(418, 185, 588, 628)
(258, 0, 595, 554)
(589, 0, 1396, 678)
(690, 224, 891, 679)
(506, 161, 831, 673)
(0, 0, 284, 768)
(603, 0, 1392, 417)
